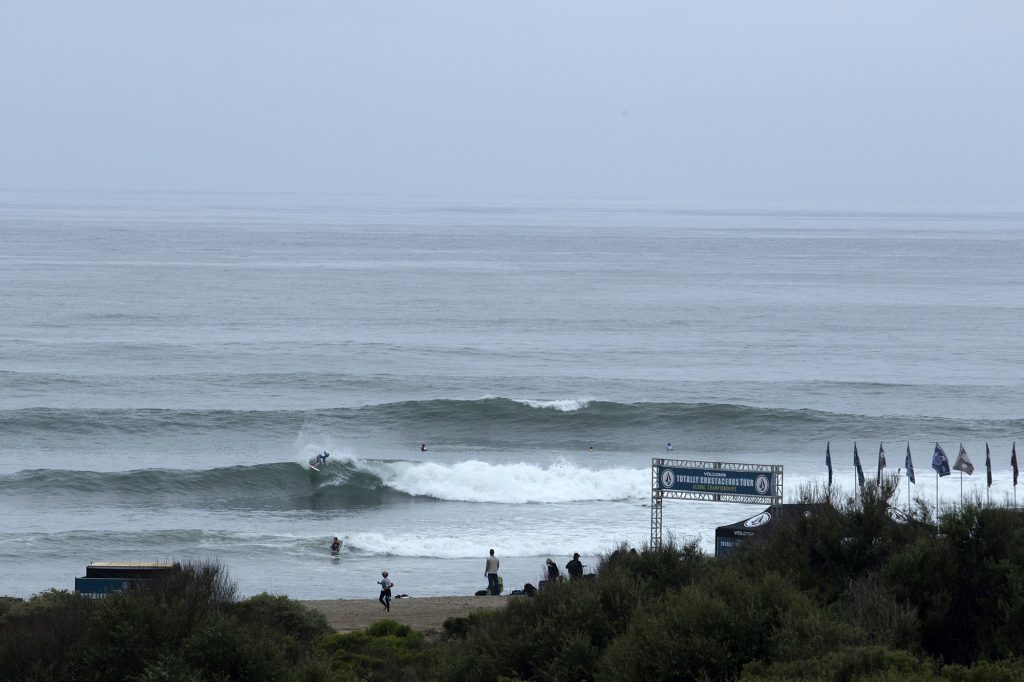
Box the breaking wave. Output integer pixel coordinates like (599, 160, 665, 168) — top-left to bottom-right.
(0, 456, 648, 511)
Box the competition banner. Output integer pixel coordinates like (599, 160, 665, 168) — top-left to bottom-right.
(657, 466, 774, 498)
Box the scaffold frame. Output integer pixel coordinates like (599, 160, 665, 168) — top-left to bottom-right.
(650, 458, 783, 548)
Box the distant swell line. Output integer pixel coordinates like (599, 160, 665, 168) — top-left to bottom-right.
(2, 399, 1023, 437)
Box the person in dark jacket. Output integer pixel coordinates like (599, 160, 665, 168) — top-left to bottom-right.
(565, 553, 584, 580)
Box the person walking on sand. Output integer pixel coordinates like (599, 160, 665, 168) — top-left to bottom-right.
(545, 558, 560, 582)
(485, 549, 500, 595)
(566, 553, 584, 580)
(377, 571, 393, 612)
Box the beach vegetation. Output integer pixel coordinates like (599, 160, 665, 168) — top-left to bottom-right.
(438, 487, 1024, 681)
(6, 491, 1024, 680)
(0, 560, 331, 681)
(433, 540, 706, 681)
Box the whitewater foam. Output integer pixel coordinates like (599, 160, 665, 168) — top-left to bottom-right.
(506, 397, 591, 411)
(363, 458, 648, 504)
(343, 530, 637, 559)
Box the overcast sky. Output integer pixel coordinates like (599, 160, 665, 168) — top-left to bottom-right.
(1, 1, 1021, 202)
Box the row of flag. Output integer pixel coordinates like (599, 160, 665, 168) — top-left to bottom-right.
(825, 441, 1020, 489)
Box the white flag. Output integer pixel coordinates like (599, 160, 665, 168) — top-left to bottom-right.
(953, 443, 974, 475)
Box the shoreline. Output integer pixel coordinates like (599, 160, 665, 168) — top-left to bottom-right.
(301, 595, 512, 634)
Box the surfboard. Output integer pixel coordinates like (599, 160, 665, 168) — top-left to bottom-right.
(309, 464, 321, 472)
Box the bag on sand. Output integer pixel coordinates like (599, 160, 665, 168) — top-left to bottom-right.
(497, 575, 504, 594)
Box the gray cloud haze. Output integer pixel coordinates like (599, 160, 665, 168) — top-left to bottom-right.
(1, 1, 1021, 201)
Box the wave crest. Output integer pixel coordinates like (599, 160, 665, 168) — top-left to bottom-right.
(0, 457, 647, 509)
(505, 397, 591, 412)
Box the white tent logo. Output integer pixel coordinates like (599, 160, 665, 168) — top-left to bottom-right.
(744, 511, 772, 528)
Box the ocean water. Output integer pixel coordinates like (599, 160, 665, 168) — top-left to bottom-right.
(2, 191, 1023, 600)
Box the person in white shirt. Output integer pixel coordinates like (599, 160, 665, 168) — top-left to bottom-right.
(377, 570, 393, 612)
(485, 549, 500, 595)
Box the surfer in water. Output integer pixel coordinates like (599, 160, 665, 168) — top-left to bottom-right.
(315, 451, 330, 467)
(420, 443, 427, 452)
(330, 537, 341, 555)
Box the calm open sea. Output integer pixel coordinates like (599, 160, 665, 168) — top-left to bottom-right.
(2, 191, 1022, 599)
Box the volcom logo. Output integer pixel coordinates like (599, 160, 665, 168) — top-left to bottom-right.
(660, 468, 675, 489)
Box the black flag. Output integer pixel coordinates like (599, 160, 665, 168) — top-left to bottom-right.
(905, 443, 915, 485)
(825, 442, 833, 488)
(854, 443, 865, 489)
(986, 443, 992, 488)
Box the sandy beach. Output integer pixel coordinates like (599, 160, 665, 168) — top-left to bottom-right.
(302, 595, 511, 634)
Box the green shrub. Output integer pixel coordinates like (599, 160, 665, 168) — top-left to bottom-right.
(184, 613, 290, 681)
(0, 561, 334, 681)
(596, 568, 861, 681)
(132, 654, 205, 682)
(442, 615, 471, 639)
(841, 573, 920, 652)
(728, 482, 918, 603)
(939, 657, 1024, 681)
(0, 589, 94, 680)
(319, 618, 429, 681)
(544, 630, 599, 681)
(76, 590, 185, 681)
(234, 593, 330, 639)
(0, 596, 24, 623)
(601, 540, 708, 592)
(741, 645, 937, 681)
(437, 542, 708, 682)
(885, 503, 1024, 663)
(232, 592, 332, 664)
